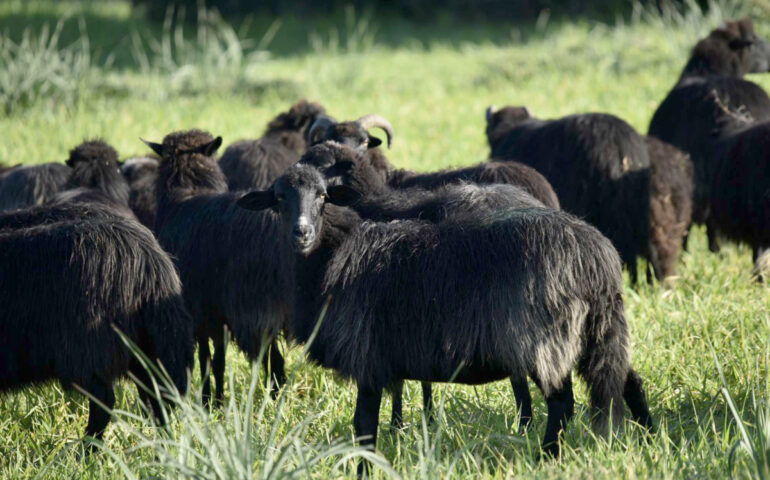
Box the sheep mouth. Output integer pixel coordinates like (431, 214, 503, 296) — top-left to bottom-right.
(293, 238, 315, 255)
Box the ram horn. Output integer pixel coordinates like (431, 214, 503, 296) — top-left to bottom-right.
(356, 114, 394, 149)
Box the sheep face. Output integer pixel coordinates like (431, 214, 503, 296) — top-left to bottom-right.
(238, 163, 359, 255)
(316, 122, 380, 152)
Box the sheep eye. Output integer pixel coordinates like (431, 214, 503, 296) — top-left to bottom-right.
(276, 193, 285, 202)
(319, 192, 326, 200)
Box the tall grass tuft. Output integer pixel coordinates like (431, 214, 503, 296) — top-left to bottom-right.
(130, 5, 280, 96)
(90, 328, 398, 479)
(0, 17, 92, 114)
(717, 344, 770, 479)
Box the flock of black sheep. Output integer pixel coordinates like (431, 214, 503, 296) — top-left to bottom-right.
(1, 17, 769, 474)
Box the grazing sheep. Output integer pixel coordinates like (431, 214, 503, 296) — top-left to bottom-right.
(645, 136, 694, 281)
(709, 120, 770, 276)
(145, 130, 292, 407)
(308, 114, 560, 209)
(219, 100, 328, 191)
(121, 156, 160, 229)
(238, 149, 654, 472)
(52, 139, 131, 208)
(648, 18, 770, 252)
(0, 163, 70, 211)
(0, 208, 194, 442)
(486, 106, 650, 283)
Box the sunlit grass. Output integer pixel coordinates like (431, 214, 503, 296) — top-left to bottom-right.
(1, 1, 769, 478)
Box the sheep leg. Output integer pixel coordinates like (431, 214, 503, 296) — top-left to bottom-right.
(682, 224, 692, 251)
(540, 376, 574, 459)
(84, 377, 116, 443)
(262, 339, 286, 397)
(623, 369, 654, 433)
(628, 260, 639, 286)
(706, 220, 720, 253)
(421, 382, 433, 425)
(354, 384, 383, 477)
(388, 380, 404, 429)
(198, 334, 213, 409)
(131, 364, 165, 424)
(212, 330, 227, 405)
(510, 376, 533, 431)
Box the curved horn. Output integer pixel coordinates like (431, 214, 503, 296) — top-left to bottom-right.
(307, 117, 335, 146)
(357, 114, 394, 149)
(485, 105, 498, 123)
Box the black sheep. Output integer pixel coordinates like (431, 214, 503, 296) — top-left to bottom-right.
(309, 114, 559, 209)
(121, 156, 160, 229)
(51, 139, 131, 210)
(709, 120, 770, 274)
(486, 106, 651, 283)
(0, 162, 71, 211)
(238, 155, 653, 472)
(301, 142, 556, 428)
(648, 18, 770, 252)
(0, 207, 194, 442)
(145, 130, 293, 407)
(219, 100, 328, 191)
(388, 161, 560, 210)
(645, 136, 694, 281)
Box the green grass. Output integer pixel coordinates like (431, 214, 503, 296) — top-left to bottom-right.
(2, 0, 770, 478)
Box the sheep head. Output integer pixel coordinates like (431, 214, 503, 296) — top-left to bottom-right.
(308, 114, 394, 151)
(238, 157, 360, 256)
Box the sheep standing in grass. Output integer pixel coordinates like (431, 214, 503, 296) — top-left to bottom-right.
(308, 114, 560, 209)
(709, 120, 770, 277)
(648, 18, 770, 252)
(146, 130, 292, 407)
(0, 162, 70, 211)
(486, 106, 650, 283)
(301, 142, 558, 428)
(645, 136, 694, 281)
(51, 139, 131, 208)
(219, 100, 328, 191)
(0, 206, 194, 442)
(238, 156, 654, 473)
(121, 156, 160, 229)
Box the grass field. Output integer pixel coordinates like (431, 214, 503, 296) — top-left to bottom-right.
(2, 0, 770, 478)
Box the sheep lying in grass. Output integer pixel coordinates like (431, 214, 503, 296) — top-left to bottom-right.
(309, 114, 560, 209)
(486, 105, 650, 283)
(239, 146, 654, 473)
(120, 156, 160, 229)
(0, 162, 70, 211)
(219, 100, 328, 191)
(145, 130, 293, 407)
(648, 18, 770, 252)
(0, 204, 194, 442)
(645, 136, 694, 281)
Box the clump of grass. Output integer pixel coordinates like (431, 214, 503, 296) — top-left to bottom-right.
(86, 328, 398, 479)
(308, 5, 378, 56)
(130, 5, 284, 97)
(0, 17, 92, 114)
(718, 344, 770, 479)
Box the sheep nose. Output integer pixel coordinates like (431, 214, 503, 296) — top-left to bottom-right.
(292, 224, 313, 242)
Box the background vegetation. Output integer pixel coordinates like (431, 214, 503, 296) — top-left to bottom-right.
(1, 0, 769, 478)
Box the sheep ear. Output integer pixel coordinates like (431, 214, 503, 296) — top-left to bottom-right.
(729, 38, 753, 50)
(237, 189, 277, 211)
(141, 138, 165, 157)
(367, 135, 382, 149)
(326, 185, 361, 206)
(200, 136, 223, 156)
